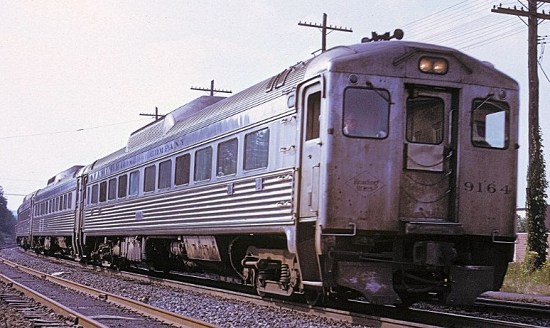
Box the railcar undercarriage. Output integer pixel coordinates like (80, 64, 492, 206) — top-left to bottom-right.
(83, 234, 306, 298)
(324, 233, 514, 305)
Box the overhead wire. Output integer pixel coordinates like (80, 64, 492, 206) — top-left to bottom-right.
(405, 0, 495, 40)
(403, 0, 548, 54)
(0, 118, 148, 140)
(400, 0, 550, 86)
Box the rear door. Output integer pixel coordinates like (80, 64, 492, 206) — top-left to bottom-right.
(399, 87, 457, 223)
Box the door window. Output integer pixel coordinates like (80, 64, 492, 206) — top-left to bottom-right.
(406, 96, 444, 144)
(306, 92, 321, 140)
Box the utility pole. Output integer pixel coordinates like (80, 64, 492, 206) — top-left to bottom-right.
(190, 80, 232, 96)
(492, 0, 550, 154)
(139, 107, 165, 121)
(298, 13, 352, 52)
(492, 0, 550, 269)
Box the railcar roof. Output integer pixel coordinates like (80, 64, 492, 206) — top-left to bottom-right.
(88, 40, 518, 175)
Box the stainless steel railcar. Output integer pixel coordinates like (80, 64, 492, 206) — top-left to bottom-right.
(17, 38, 518, 306)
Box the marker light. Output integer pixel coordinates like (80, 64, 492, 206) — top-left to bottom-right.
(419, 57, 448, 74)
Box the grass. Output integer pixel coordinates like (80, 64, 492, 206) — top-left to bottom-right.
(501, 252, 550, 296)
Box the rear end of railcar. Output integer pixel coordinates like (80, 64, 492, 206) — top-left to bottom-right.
(297, 40, 518, 305)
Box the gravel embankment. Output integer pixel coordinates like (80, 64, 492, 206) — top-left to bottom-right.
(0, 248, 370, 328)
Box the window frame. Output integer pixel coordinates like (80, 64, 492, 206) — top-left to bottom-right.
(129, 170, 140, 196)
(158, 159, 172, 190)
(342, 87, 390, 139)
(108, 177, 117, 201)
(175, 153, 191, 186)
(144, 165, 157, 193)
(91, 184, 99, 204)
(471, 98, 510, 150)
(244, 128, 270, 171)
(217, 138, 239, 177)
(118, 174, 128, 199)
(194, 146, 213, 182)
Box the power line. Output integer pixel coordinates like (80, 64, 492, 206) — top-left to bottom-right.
(0, 119, 148, 140)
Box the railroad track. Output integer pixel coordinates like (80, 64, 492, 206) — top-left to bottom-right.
(2, 247, 549, 327)
(0, 257, 215, 328)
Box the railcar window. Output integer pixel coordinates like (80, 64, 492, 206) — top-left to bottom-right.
(158, 159, 172, 189)
(68, 192, 72, 209)
(244, 128, 270, 170)
(129, 171, 140, 196)
(118, 175, 128, 198)
(472, 99, 509, 149)
(406, 96, 444, 144)
(343, 88, 390, 138)
(99, 181, 107, 202)
(144, 165, 156, 192)
(217, 138, 238, 176)
(306, 92, 321, 140)
(91, 184, 99, 204)
(175, 154, 190, 186)
(194, 147, 213, 182)
(108, 178, 117, 200)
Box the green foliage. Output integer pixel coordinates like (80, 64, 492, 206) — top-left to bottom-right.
(0, 186, 16, 243)
(526, 125, 548, 270)
(502, 259, 550, 295)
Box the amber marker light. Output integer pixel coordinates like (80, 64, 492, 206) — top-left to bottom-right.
(419, 56, 448, 74)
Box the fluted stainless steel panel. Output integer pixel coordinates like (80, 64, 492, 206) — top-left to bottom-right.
(83, 170, 294, 235)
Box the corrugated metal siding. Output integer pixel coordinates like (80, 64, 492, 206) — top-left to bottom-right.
(83, 170, 294, 235)
(32, 212, 74, 236)
(15, 208, 31, 236)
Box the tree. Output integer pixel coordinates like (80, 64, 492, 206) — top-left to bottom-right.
(0, 186, 16, 243)
(526, 125, 548, 270)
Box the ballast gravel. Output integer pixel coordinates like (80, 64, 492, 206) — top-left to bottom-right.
(0, 248, 371, 328)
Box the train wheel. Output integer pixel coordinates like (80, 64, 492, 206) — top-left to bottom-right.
(304, 287, 323, 306)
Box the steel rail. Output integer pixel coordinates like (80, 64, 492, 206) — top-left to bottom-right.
(0, 271, 107, 328)
(0, 257, 216, 328)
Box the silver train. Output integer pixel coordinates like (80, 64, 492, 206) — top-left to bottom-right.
(17, 37, 518, 306)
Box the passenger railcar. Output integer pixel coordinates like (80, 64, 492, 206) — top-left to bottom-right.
(17, 36, 518, 306)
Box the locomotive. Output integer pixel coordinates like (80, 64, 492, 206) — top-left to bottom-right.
(16, 34, 518, 306)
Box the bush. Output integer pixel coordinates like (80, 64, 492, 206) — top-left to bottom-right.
(502, 257, 550, 295)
